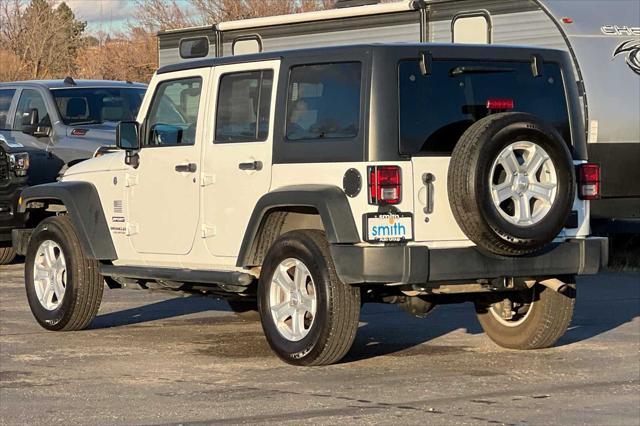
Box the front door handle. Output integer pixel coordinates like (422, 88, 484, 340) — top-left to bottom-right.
(238, 160, 263, 171)
(175, 163, 197, 173)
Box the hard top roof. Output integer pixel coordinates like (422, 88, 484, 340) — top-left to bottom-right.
(157, 43, 568, 75)
(0, 79, 147, 89)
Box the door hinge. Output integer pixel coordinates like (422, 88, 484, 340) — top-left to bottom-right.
(126, 222, 139, 236)
(200, 173, 215, 187)
(201, 224, 216, 238)
(125, 174, 139, 187)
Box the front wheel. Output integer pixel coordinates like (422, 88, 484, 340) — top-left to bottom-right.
(258, 230, 360, 366)
(475, 279, 575, 350)
(25, 215, 104, 331)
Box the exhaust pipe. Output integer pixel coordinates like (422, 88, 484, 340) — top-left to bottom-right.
(537, 278, 569, 294)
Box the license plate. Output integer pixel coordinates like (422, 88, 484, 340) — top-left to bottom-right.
(364, 212, 413, 242)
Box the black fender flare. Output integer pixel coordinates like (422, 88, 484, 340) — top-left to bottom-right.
(236, 185, 360, 267)
(18, 181, 117, 260)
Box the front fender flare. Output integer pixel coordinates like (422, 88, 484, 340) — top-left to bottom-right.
(19, 181, 117, 260)
(237, 185, 360, 267)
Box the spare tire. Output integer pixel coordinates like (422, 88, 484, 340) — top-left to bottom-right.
(448, 112, 575, 256)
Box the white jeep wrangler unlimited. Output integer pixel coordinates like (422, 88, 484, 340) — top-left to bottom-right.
(16, 45, 607, 366)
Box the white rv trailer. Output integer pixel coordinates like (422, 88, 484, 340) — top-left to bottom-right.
(157, 0, 640, 254)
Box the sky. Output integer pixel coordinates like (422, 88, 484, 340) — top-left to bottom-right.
(65, 0, 135, 33)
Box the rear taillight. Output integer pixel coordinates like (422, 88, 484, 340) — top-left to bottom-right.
(578, 163, 601, 200)
(486, 98, 514, 111)
(368, 165, 401, 205)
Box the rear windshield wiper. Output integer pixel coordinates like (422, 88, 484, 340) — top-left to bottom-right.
(449, 66, 515, 77)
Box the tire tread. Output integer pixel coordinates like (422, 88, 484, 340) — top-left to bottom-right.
(0, 246, 16, 265)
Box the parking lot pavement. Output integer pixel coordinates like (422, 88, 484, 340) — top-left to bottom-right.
(1, 263, 638, 426)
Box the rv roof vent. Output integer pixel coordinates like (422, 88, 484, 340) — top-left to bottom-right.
(336, 0, 380, 8)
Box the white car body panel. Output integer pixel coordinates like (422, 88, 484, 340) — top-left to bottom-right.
(60, 53, 590, 272)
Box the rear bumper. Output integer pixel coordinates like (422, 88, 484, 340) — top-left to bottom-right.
(331, 238, 608, 285)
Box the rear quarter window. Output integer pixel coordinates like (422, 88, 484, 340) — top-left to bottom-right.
(286, 62, 361, 141)
(399, 60, 570, 155)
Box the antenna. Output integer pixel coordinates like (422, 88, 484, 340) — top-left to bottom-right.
(63, 76, 77, 86)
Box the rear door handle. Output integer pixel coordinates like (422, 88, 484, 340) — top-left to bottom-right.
(175, 163, 197, 173)
(422, 172, 435, 218)
(238, 160, 262, 171)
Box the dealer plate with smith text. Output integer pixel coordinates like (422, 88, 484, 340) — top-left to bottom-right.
(364, 212, 413, 243)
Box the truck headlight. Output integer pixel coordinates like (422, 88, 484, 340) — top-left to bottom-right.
(9, 152, 30, 177)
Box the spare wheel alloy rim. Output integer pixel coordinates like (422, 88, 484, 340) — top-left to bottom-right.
(489, 141, 558, 227)
(269, 257, 317, 342)
(33, 240, 67, 311)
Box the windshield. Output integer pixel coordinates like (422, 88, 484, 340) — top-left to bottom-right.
(399, 60, 570, 155)
(51, 87, 146, 125)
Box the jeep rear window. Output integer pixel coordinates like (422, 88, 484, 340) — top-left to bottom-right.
(398, 60, 570, 155)
(286, 62, 361, 141)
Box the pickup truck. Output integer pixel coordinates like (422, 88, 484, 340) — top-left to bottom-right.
(0, 79, 146, 264)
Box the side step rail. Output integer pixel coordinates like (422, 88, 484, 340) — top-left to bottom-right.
(100, 265, 254, 287)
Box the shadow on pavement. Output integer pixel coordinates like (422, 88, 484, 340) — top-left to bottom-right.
(89, 295, 231, 329)
(88, 273, 639, 360)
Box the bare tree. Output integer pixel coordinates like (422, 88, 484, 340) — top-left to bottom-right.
(0, 0, 86, 80)
(75, 28, 158, 83)
(134, 0, 197, 32)
(189, 0, 335, 24)
(2, 0, 338, 83)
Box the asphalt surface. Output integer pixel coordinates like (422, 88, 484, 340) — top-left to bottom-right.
(1, 263, 639, 425)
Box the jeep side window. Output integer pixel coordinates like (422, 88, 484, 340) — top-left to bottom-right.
(0, 89, 15, 130)
(215, 70, 273, 143)
(144, 77, 202, 147)
(13, 89, 50, 131)
(286, 62, 361, 141)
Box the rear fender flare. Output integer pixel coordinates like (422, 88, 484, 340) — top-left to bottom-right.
(236, 185, 360, 267)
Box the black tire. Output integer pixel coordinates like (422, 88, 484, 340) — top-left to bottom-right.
(25, 215, 103, 331)
(227, 299, 260, 321)
(475, 280, 575, 350)
(0, 246, 16, 265)
(258, 230, 360, 366)
(448, 112, 575, 256)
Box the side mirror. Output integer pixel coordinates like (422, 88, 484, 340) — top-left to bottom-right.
(33, 125, 51, 138)
(116, 121, 140, 168)
(21, 108, 39, 135)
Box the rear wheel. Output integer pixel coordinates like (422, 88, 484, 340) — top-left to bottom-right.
(0, 246, 16, 265)
(258, 230, 360, 366)
(475, 279, 575, 349)
(25, 216, 103, 331)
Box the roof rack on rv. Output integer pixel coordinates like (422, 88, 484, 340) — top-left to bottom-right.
(216, 1, 420, 31)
